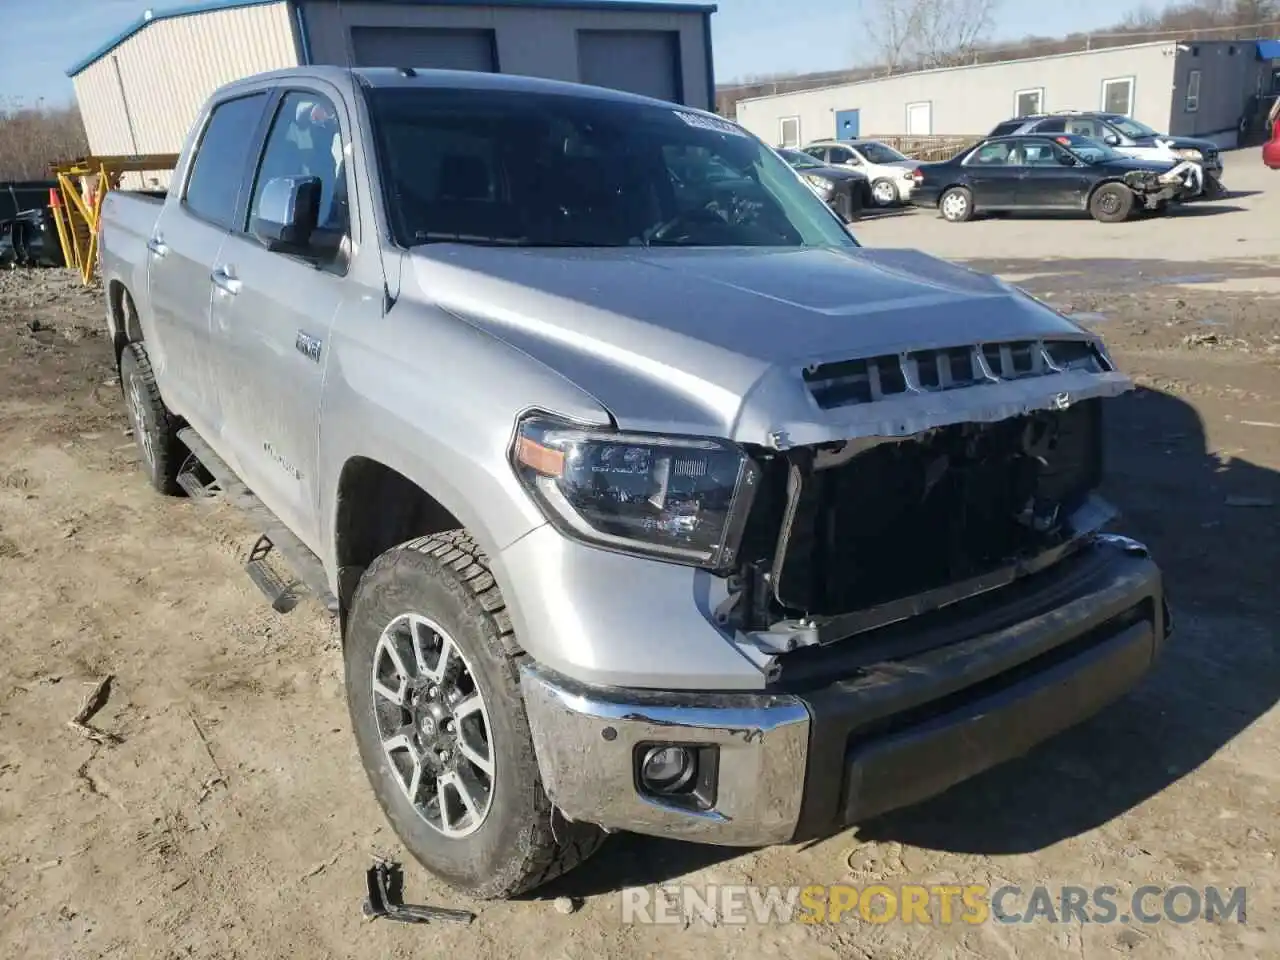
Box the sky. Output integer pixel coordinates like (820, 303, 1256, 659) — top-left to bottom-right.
(2, 0, 1151, 107)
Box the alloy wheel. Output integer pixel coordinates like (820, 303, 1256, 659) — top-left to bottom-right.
(128, 375, 154, 470)
(371, 613, 495, 838)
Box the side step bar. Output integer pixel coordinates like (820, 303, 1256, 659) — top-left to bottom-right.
(176, 428, 339, 615)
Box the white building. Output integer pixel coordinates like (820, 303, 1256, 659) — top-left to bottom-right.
(735, 40, 1279, 149)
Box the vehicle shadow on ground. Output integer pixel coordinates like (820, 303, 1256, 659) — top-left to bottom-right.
(856, 385, 1280, 855)
(1165, 203, 1248, 217)
(855, 207, 919, 222)
(535, 387, 1280, 895)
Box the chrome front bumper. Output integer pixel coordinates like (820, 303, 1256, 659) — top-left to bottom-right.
(520, 539, 1167, 848)
(518, 668, 810, 845)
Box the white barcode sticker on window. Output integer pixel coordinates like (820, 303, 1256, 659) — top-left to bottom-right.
(674, 111, 748, 137)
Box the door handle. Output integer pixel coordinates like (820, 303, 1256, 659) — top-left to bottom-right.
(146, 236, 168, 258)
(211, 266, 242, 296)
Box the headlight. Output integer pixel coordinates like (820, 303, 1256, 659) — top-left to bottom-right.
(803, 174, 835, 197)
(510, 415, 760, 570)
(1175, 148, 1203, 161)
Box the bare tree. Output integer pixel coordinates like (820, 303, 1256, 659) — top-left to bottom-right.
(858, 0, 1001, 73)
(0, 99, 88, 181)
(857, 0, 922, 74)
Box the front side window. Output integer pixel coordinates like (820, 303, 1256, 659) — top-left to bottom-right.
(365, 88, 855, 249)
(248, 90, 350, 240)
(183, 93, 269, 229)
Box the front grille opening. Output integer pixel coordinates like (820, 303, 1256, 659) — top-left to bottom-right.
(804, 338, 1103, 410)
(769, 400, 1103, 619)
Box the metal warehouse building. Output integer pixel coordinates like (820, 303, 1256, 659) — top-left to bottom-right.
(68, 0, 716, 157)
(736, 39, 1280, 149)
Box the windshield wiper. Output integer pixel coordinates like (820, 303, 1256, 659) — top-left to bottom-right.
(414, 231, 530, 246)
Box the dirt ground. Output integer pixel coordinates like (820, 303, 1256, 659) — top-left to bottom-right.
(1, 154, 1277, 959)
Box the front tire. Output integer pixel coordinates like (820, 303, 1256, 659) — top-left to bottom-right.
(118, 342, 184, 495)
(871, 178, 900, 207)
(344, 530, 604, 899)
(939, 186, 974, 223)
(1089, 183, 1134, 223)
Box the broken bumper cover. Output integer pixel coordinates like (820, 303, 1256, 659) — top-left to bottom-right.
(520, 537, 1168, 846)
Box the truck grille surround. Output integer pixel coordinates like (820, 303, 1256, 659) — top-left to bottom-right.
(737, 338, 1111, 633)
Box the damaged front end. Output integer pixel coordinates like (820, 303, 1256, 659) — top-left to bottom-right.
(1125, 160, 1203, 208)
(721, 335, 1133, 675)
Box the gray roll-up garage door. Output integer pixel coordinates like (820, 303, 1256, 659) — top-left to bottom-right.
(350, 27, 498, 71)
(577, 30, 682, 103)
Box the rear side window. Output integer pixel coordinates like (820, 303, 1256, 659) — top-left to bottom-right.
(184, 93, 269, 229)
(989, 120, 1024, 137)
(1035, 117, 1067, 133)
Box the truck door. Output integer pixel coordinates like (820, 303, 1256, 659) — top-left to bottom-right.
(146, 91, 270, 427)
(206, 85, 355, 550)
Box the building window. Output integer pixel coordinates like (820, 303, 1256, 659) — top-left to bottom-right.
(1014, 87, 1044, 117)
(906, 101, 932, 135)
(779, 116, 800, 148)
(1185, 70, 1201, 112)
(1102, 76, 1135, 116)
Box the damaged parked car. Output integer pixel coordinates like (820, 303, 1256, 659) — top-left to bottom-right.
(911, 133, 1205, 223)
(777, 147, 868, 221)
(98, 67, 1170, 899)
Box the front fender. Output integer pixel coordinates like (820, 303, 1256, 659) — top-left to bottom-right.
(316, 295, 611, 593)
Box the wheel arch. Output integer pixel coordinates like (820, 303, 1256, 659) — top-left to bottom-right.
(107, 280, 144, 370)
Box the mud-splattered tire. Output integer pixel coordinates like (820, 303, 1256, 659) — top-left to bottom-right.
(1089, 183, 1134, 223)
(344, 530, 604, 899)
(118, 342, 184, 496)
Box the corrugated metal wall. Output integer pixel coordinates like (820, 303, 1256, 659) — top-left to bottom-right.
(71, 1, 300, 161)
(299, 1, 712, 109)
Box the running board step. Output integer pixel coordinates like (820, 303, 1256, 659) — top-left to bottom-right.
(177, 428, 339, 615)
(245, 534, 301, 613)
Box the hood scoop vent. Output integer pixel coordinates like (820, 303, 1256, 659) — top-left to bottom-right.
(802, 338, 1112, 411)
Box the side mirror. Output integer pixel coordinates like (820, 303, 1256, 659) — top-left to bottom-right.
(251, 175, 322, 254)
(1103, 133, 1121, 146)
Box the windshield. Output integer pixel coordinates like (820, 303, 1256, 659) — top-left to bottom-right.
(858, 142, 909, 164)
(365, 87, 855, 249)
(779, 148, 824, 170)
(1110, 117, 1158, 138)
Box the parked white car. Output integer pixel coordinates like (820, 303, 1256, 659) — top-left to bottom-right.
(803, 140, 919, 206)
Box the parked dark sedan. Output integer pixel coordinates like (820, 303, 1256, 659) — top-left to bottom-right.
(908, 134, 1205, 223)
(777, 147, 869, 221)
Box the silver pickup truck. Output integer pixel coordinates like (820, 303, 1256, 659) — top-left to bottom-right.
(98, 66, 1170, 899)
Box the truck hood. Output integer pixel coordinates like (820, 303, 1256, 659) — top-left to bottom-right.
(407, 244, 1131, 446)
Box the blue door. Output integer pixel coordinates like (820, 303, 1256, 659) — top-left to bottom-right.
(835, 108, 860, 138)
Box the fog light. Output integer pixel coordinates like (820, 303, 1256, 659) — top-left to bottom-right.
(640, 745, 696, 794)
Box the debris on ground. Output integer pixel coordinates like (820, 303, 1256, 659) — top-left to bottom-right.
(66, 675, 120, 744)
(553, 896, 578, 915)
(361, 860, 475, 926)
(300, 853, 340, 881)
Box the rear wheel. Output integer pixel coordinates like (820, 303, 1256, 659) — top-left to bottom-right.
(119, 342, 185, 495)
(939, 187, 974, 223)
(344, 531, 604, 899)
(1089, 183, 1134, 223)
